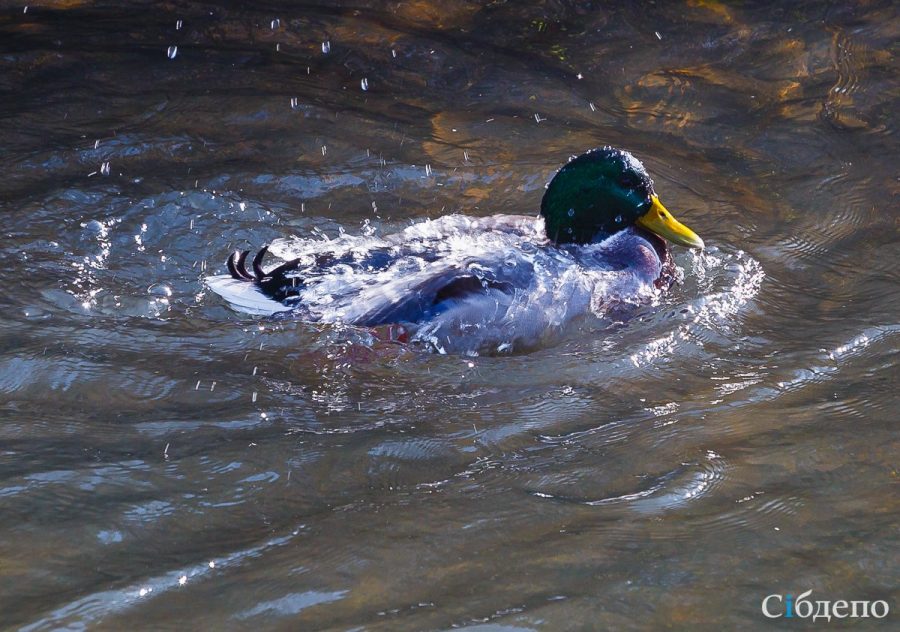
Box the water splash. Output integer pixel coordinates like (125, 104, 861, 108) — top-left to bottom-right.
(629, 248, 764, 367)
(207, 216, 677, 354)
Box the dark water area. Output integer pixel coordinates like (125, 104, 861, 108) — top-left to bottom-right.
(1, 0, 898, 629)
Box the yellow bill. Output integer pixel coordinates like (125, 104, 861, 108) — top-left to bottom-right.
(636, 196, 705, 249)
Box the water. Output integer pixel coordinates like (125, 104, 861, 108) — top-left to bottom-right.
(1, 1, 897, 629)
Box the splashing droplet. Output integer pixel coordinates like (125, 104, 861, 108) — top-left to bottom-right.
(290, 97, 298, 109)
(360, 77, 368, 91)
(321, 40, 331, 54)
(167, 45, 178, 59)
(176, 19, 182, 30)
(270, 18, 280, 30)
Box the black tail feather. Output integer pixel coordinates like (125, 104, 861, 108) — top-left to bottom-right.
(252, 246, 269, 279)
(263, 258, 303, 281)
(225, 245, 305, 303)
(236, 250, 252, 279)
(227, 250, 254, 280)
(226, 250, 241, 279)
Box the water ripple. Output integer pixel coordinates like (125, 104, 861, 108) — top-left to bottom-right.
(20, 529, 303, 631)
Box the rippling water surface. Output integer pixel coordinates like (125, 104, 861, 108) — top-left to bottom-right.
(1, 1, 897, 629)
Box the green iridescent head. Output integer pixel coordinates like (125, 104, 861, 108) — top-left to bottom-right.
(540, 147, 704, 249)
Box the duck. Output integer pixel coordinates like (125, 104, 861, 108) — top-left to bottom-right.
(207, 147, 704, 354)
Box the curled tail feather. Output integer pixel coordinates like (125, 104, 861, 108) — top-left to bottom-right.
(226, 246, 304, 303)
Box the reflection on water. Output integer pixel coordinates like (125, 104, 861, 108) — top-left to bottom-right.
(1, 1, 897, 629)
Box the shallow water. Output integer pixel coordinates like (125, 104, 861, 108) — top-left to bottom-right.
(1, 1, 898, 629)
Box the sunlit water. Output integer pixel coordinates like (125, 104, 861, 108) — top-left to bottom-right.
(1, 1, 897, 630)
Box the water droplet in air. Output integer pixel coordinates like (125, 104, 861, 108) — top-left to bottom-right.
(100, 161, 110, 176)
(176, 19, 182, 30)
(615, 214, 623, 224)
(270, 18, 280, 30)
(148, 283, 172, 297)
(360, 77, 368, 91)
(167, 45, 178, 59)
(321, 40, 331, 54)
(567, 208, 575, 217)
(290, 97, 298, 109)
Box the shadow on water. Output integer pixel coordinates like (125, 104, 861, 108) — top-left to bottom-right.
(0, 1, 897, 629)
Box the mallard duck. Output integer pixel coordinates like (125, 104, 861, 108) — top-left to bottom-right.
(207, 147, 703, 354)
